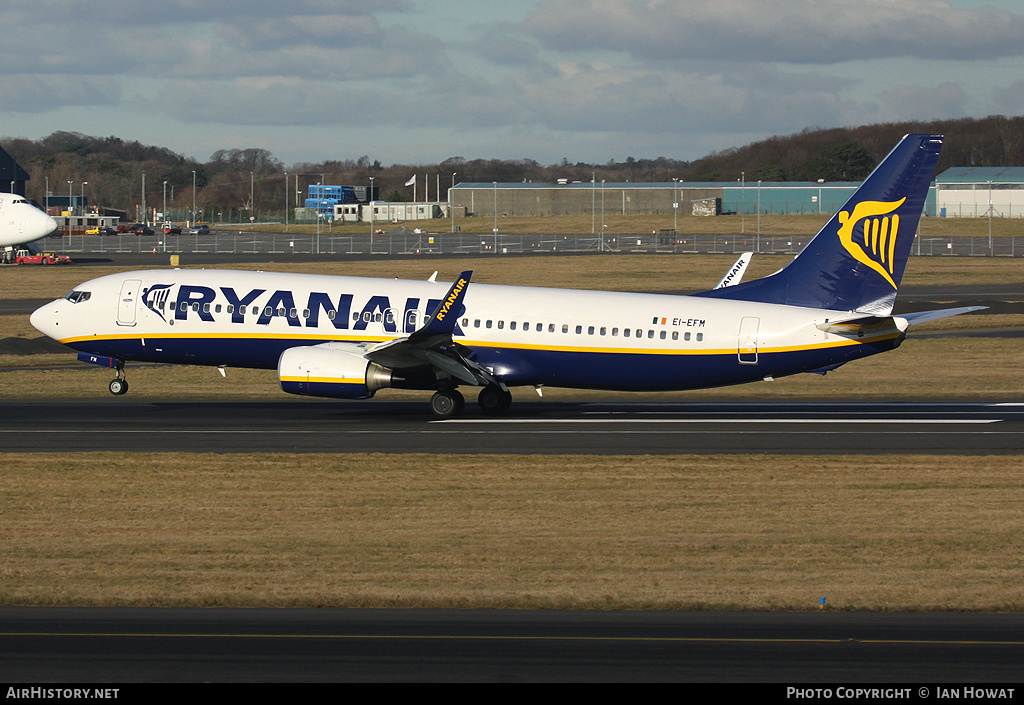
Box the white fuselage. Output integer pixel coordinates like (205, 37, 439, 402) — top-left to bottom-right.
(30, 268, 902, 393)
(0, 195, 58, 247)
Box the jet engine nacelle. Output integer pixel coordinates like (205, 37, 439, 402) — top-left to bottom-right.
(278, 343, 394, 399)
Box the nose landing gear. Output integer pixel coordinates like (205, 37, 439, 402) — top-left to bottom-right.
(108, 362, 128, 396)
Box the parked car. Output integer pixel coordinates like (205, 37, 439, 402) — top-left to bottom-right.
(161, 222, 182, 234)
(98, 226, 117, 236)
(129, 224, 155, 235)
(187, 224, 210, 235)
(85, 226, 101, 235)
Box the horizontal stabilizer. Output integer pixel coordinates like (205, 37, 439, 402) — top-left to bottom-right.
(899, 306, 987, 326)
(816, 315, 907, 340)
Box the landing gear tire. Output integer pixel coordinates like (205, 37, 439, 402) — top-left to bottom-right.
(478, 385, 512, 414)
(109, 378, 129, 396)
(430, 389, 465, 419)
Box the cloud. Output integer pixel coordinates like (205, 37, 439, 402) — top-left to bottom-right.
(3, 75, 122, 112)
(993, 80, 1024, 114)
(878, 82, 969, 120)
(522, 0, 1024, 64)
(6, 0, 413, 26)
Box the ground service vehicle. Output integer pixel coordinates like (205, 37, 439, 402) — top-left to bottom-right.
(4, 249, 72, 265)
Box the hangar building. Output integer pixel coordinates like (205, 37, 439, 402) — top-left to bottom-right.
(447, 180, 939, 218)
(935, 167, 1024, 218)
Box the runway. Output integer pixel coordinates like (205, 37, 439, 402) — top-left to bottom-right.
(1, 399, 1021, 454)
(3, 607, 1023, 682)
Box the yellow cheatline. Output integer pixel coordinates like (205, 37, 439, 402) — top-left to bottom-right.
(60, 331, 901, 357)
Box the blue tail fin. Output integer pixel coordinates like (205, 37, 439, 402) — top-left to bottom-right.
(698, 134, 942, 313)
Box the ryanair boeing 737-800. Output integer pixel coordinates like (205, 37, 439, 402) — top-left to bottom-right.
(30, 135, 981, 417)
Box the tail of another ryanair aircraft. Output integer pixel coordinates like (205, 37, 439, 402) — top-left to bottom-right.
(699, 134, 943, 314)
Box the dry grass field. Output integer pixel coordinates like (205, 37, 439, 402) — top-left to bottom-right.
(2, 453, 1023, 611)
(1, 253, 1022, 610)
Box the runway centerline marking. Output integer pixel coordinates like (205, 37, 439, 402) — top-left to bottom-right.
(433, 418, 1001, 425)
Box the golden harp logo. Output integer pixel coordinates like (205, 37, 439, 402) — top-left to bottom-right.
(837, 197, 906, 289)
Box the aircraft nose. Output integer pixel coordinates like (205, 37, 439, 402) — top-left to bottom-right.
(30, 301, 59, 340)
(42, 214, 58, 236)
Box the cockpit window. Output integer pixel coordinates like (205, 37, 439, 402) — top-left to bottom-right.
(65, 290, 91, 304)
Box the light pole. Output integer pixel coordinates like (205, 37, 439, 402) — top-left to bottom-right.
(672, 177, 679, 234)
(67, 181, 73, 216)
(450, 172, 456, 234)
(192, 170, 197, 226)
(757, 180, 761, 251)
(988, 180, 993, 255)
(162, 181, 167, 225)
(368, 176, 374, 235)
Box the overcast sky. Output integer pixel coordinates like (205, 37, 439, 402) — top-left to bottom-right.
(3, 0, 1023, 166)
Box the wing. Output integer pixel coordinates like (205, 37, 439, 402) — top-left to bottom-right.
(363, 270, 508, 391)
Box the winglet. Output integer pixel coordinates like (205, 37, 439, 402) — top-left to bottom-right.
(714, 252, 752, 289)
(413, 271, 472, 338)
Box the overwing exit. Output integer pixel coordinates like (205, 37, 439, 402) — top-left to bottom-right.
(30, 135, 983, 417)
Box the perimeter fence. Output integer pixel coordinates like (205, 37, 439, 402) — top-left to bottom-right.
(52, 229, 1024, 258)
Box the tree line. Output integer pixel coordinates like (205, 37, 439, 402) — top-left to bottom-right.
(4, 115, 1022, 217)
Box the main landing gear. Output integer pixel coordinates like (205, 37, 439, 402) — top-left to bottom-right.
(108, 362, 128, 396)
(429, 384, 512, 419)
(477, 385, 512, 415)
(430, 388, 465, 419)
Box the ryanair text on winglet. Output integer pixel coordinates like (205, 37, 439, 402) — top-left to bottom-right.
(434, 277, 468, 322)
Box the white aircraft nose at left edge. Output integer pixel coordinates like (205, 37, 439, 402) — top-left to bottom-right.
(0, 193, 58, 247)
